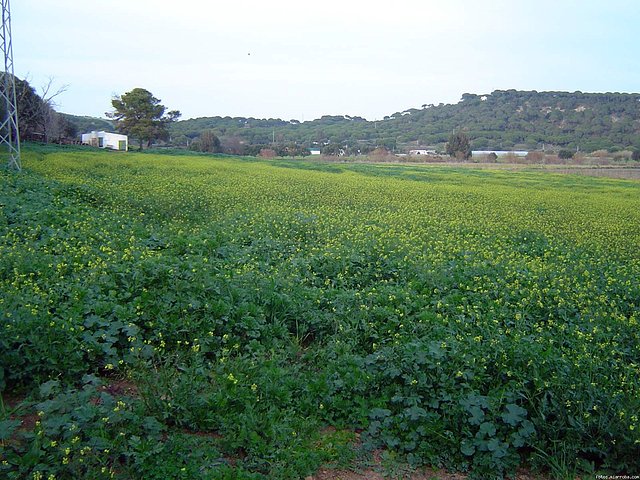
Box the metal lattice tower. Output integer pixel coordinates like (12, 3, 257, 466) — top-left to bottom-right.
(0, 0, 20, 171)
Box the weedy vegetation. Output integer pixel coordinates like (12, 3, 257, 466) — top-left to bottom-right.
(1, 145, 639, 479)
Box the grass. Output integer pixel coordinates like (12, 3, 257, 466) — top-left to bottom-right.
(1, 145, 639, 479)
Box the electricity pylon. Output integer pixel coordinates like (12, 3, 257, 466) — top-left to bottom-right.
(0, 0, 20, 171)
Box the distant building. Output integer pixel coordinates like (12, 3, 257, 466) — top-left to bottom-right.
(81, 131, 128, 151)
(409, 149, 437, 155)
(310, 149, 321, 155)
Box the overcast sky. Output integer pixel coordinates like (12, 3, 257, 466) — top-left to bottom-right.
(12, 0, 640, 121)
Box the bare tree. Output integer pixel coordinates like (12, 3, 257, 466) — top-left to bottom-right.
(39, 77, 68, 143)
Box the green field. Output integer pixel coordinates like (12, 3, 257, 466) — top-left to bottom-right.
(2, 146, 639, 479)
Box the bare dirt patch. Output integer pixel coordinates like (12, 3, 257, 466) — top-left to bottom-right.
(99, 377, 139, 397)
(310, 467, 548, 480)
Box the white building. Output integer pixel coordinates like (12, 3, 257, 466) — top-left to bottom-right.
(409, 149, 437, 155)
(81, 131, 128, 151)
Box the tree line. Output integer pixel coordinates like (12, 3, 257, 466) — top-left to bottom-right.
(19, 81, 640, 156)
(3, 76, 77, 143)
(167, 90, 640, 154)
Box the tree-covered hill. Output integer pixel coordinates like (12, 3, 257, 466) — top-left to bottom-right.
(65, 90, 640, 153)
(410, 90, 640, 152)
(168, 90, 640, 153)
(60, 113, 114, 135)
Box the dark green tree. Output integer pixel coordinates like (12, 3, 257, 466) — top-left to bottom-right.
(56, 114, 78, 141)
(190, 130, 222, 153)
(13, 77, 45, 141)
(107, 88, 180, 150)
(446, 130, 472, 160)
(558, 149, 574, 160)
(321, 143, 344, 156)
(5, 77, 72, 143)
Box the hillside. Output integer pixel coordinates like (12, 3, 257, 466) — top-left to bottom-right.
(169, 90, 640, 153)
(64, 90, 640, 153)
(61, 113, 113, 135)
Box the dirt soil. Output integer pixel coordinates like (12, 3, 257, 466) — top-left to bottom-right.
(306, 445, 550, 480)
(100, 377, 139, 397)
(310, 467, 549, 480)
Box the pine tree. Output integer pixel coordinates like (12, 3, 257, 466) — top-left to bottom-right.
(445, 131, 472, 160)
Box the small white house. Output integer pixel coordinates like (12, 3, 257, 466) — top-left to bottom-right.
(81, 131, 128, 151)
(409, 149, 437, 156)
